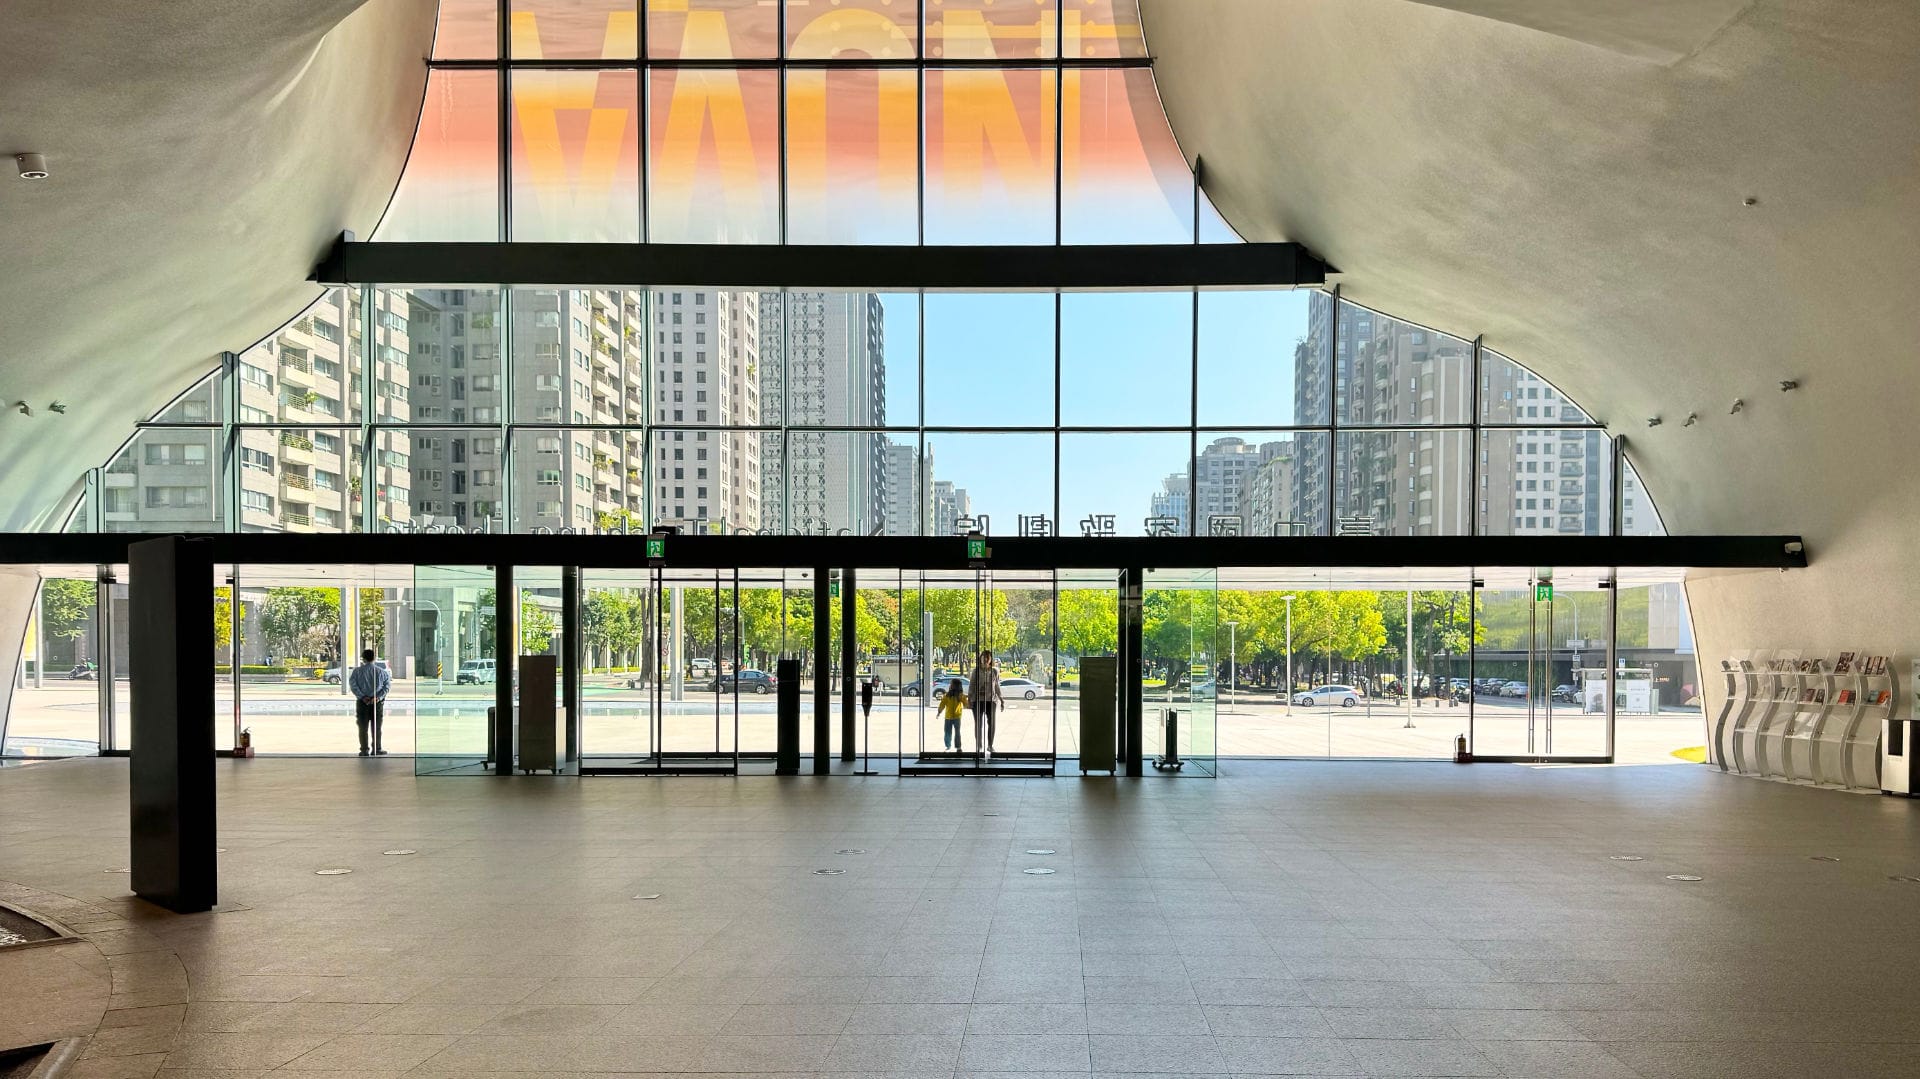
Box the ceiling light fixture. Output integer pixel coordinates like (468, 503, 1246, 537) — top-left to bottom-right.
(13, 402, 30, 417)
(1779, 379, 1799, 392)
(1683, 412, 1699, 427)
(1742, 196, 1758, 206)
(14, 153, 47, 180)
(47, 402, 66, 414)
(1646, 416, 1662, 427)
(1729, 399, 1744, 414)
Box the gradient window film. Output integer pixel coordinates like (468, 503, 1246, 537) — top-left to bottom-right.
(1062, 67, 1191, 244)
(509, 0, 638, 60)
(924, 68, 1057, 244)
(648, 0, 780, 59)
(510, 69, 640, 242)
(433, 0, 499, 59)
(785, 0, 919, 59)
(378, 70, 500, 241)
(648, 68, 780, 243)
(786, 69, 918, 244)
(1065, 0, 1145, 58)
(926, 0, 1057, 59)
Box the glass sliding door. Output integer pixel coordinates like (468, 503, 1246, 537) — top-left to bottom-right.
(900, 568, 1055, 774)
(1471, 567, 1611, 759)
(413, 564, 496, 774)
(580, 569, 654, 762)
(1143, 568, 1217, 776)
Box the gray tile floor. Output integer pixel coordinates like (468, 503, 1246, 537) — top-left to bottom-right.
(2, 758, 1920, 1077)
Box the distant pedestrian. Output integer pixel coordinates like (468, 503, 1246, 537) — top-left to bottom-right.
(969, 650, 1004, 758)
(348, 648, 391, 756)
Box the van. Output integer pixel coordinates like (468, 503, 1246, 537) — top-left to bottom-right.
(456, 658, 497, 684)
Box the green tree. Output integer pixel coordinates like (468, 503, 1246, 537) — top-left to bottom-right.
(258, 587, 341, 662)
(358, 588, 387, 653)
(39, 579, 95, 664)
(1055, 588, 1118, 657)
(213, 587, 237, 652)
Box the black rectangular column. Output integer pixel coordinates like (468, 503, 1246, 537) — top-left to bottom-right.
(1121, 566, 1145, 777)
(493, 564, 515, 775)
(840, 568, 856, 761)
(128, 536, 216, 913)
(561, 565, 580, 764)
(813, 567, 831, 774)
(775, 657, 801, 775)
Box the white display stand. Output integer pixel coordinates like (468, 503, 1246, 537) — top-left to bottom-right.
(1735, 652, 1797, 777)
(1777, 658, 1830, 784)
(1717, 653, 1762, 773)
(1817, 653, 1891, 790)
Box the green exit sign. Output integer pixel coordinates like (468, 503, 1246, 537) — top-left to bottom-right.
(966, 537, 987, 560)
(645, 537, 666, 559)
(828, 580, 840, 598)
(1535, 582, 1553, 602)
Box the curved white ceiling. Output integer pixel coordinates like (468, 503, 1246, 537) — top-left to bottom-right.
(0, 0, 434, 530)
(1141, 0, 1920, 656)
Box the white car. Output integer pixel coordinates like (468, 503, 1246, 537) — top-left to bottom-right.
(1293, 685, 1362, 707)
(999, 677, 1044, 700)
(1500, 681, 1529, 697)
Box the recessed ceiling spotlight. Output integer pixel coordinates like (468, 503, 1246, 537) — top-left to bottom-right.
(1683, 412, 1699, 427)
(14, 153, 48, 180)
(47, 402, 66, 414)
(1729, 399, 1744, 414)
(1646, 416, 1662, 427)
(13, 402, 30, 416)
(1779, 379, 1799, 392)
(1742, 196, 1758, 206)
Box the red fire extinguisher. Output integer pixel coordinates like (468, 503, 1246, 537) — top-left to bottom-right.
(1453, 733, 1471, 763)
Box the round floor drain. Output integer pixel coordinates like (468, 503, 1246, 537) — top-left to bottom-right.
(1025, 849, 1056, 855)
(813, 868, 846, 876)
(383, 849, 417, 856)
(1608, 855, 1644, 862)
(1665, 874, 1702, 882)
(315, 868, 353, 876)
(1022, 867, 1056, 875)
(836, 849, 866, 855)
(1810, 856, 1840, 862)
(632, 893, 662, 900)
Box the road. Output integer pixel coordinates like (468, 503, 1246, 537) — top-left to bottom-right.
(3, 678, 1707, 764)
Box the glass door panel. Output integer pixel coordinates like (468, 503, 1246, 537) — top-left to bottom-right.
(854, 570, 906, 765)
(736, 568, 797, 759)
(413, 564, 496, 775)
(1471, 567, 1610, 759)
(991, 570, 1056, 759)
(1054, 569, 1120, 766)
(1143, 567, 1217, 776)
(580, 569, 654, 760)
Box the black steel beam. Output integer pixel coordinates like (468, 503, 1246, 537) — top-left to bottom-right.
(493, 564, 514, 776)
(840, 568, 856, 762)
(1122, 567, 1144, 778)
(812, 566, 830, 775)
(1, 533, 1808, 571)
(127, 536, 217, 913)
(314, 240, 1331, 291)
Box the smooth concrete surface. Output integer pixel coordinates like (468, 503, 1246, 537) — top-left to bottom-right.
(3, 759, 1920, 1076)
(1142, 0, 1920, 700)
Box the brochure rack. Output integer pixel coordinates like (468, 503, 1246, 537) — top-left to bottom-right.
(1719, 653, 1766, 774)
(1815, 652, 1892, 790)
(1776, 658, 1830, 784)
(1734, 652, 1798, 777)
(1709, 657, 1741, 771)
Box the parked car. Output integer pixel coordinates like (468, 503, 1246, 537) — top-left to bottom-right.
(455, 658, 496, 684)
(904, 676, 968, 699)
(1293, 685, 1362, 707)
(709, 669, 777, 694)
(1552, 684, 1579, 704)
(1187, 679, 1216, 700)
(689, 657, 716, 677)
(1000, 677, 1044, 700)
(1500, 680, 1529, 697)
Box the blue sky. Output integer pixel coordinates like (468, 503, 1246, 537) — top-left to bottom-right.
(875, 289, 1313, 534)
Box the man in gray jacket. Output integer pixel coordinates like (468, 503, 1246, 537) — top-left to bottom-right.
(348, 649, 391, 756)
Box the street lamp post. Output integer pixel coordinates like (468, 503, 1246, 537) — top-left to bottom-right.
(1224, 620, 1239, 708)
(1281, 595, 1295, 716)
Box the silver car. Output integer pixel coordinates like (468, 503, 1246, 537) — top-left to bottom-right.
(1293, 685, 1362, 707)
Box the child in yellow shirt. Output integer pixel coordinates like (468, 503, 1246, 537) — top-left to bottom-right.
(939, 678, 966, 751)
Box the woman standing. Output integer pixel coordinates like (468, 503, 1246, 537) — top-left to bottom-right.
(968, 650, 1004, 758)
